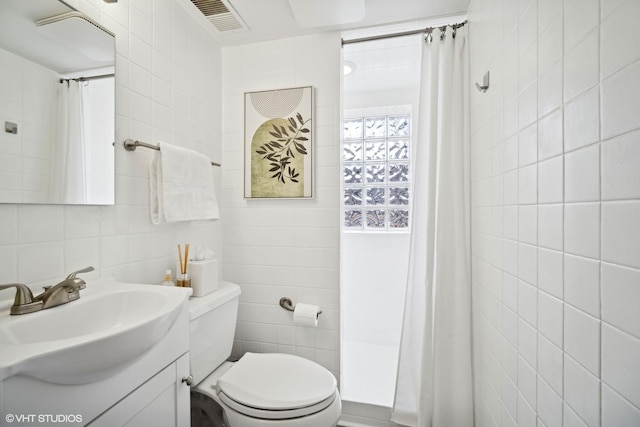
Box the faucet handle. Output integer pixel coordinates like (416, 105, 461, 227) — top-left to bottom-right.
(0, 283, 34, 305)
(0, 283, 42, 315)
(65, 266, 95, 280)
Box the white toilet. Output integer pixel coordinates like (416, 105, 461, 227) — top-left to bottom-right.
(188, 281, 342, 426)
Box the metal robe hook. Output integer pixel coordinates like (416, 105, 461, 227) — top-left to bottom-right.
(475, 71, 490, 93)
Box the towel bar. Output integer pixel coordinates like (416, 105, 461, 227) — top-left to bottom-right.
(124, 139, 221, 167)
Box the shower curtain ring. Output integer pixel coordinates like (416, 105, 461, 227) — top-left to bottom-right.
(425, 28, 433, 44)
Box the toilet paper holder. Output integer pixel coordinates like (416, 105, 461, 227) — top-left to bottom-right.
(279, 297, 323, 315)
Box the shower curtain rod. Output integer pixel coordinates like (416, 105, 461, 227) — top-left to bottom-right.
(341, 20, 467, 46)
(59, 73, 114, 83)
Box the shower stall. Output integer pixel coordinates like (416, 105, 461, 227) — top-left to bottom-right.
(340, 30, 421, 408)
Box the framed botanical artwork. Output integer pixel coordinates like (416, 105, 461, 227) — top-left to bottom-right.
(244, 86, 313, 199)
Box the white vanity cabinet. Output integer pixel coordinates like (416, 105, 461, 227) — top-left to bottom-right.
(89, 353, 190, 426)
(0, 289, 192, 427)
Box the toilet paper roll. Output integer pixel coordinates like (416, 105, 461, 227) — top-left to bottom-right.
(293, 303, 320, 327)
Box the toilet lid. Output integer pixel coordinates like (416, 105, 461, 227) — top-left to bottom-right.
(216, 353, 337, 411)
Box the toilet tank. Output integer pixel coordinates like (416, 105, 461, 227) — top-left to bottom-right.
(188, 281, 241, 385)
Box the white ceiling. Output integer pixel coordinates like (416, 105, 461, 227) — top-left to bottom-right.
(0, 0, 114, 75)
(214, 0, 471, 45)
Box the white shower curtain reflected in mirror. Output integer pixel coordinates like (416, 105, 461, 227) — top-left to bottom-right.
(392, 24, 473, 427)
(49, 77, 114, 204)
(49, 80, 88, 204)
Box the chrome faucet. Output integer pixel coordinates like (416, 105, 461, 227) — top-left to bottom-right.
(0, 266, 94, 315)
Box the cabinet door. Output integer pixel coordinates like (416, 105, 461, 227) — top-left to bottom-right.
(89, 354, 190, 426)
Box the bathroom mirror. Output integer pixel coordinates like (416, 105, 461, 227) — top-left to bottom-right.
(0, 0, 115, 205)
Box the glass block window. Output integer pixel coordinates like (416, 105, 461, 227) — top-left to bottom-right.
(343, 113, 411, 231)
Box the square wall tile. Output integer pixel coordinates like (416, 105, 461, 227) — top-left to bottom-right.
(538, 333, 563, 394)
(503, 239, 519, 276)
(0, 205, 17, 244)
(538, 11, 562, 72)
(64, 238, 100, 278)
(602, 323, 640, 408)
(538, 290, 564, 347)
(564, 202, 600, 259)
(503, 273, 519, 312)
(518, 164, 537, 205)
(519, 205, 537, 244)
(564, 304, 600, 376)
(602, 129, 640, 200)
(17, 205, 63, 244)
(538, 204, 563, 251)
(518, 393, 537, 427)
(17, 242, 64, 284)
(503, 374, 518, 419)
(504, 99, 519, 137)
(602, 201, 640, 269)
(601, 262, 640, 339)
(519, 123, 538, 167)
(518, 356, 537, 408)
(504, 206, 519, 240)
(565, 144, 600, 203)
(537, 374, 563, 427)
(601, 0, 626, 19)
(504, 134, 519, 172)
(519, 2, 538, 54)
(601, 0, 640, 79)
(564, 254, 600, 317)
(602, 383, 640, 427)
(563, 0, 600, 53)
(518, 280, 538, 326)
(564, 86, 600, 152)
(0, 247, 17, 285)
(564, 354, 601, 427)
(564, 403, 590, 427)
(64, 206, 101, 239)
(563, 29, 599, 102)
(503, 339, 519, 385)
(602, 59, 640, 140)
(518, 318, 538, 368)
(504, 169, 519, 205)
(538, 155, 563, 204)
(538, 107, 563, 160)
(519, 83, 538, 130)
(518, 243, 537, 286)
(538, 248, 563, 299)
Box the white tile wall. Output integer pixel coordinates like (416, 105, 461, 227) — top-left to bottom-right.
(469, 0, 640, 426)
(0, 48, 57, 203)
(220, 34, 341, 378)
(0, 0, 223, 291)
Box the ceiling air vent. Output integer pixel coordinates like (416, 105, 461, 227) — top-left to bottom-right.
(191, 0, 248, 32)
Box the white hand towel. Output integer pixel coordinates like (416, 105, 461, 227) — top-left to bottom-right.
(150, 142, 219, 224)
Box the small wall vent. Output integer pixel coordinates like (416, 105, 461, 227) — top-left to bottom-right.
(190, 0, 248, 32)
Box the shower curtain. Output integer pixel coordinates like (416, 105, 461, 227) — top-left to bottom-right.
(392, 24, 473, 427)
(49, 80, 88, 204)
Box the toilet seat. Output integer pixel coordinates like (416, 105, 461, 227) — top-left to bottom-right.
(215, 352, 337, 420)
(219, 390, 338, 420)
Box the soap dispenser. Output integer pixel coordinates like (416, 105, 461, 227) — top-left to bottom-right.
(161, 269, 175, 286)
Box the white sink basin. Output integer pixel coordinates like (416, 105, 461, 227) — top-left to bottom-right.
(0, 279, 191, 384)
